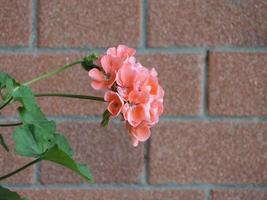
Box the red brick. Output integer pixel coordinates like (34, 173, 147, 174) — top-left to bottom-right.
(139, 54, 203, 116)
(0, 127, 34, 184)
(18, 189, 204, 200)
(149, 122, 267, 184)
(212, 190, 267, 200)
(208, 52, 267, 116)
(148, 0, 267, 47)
(38, 0, 140, 47)
(0, 53, 105, 116)
(40, 122, 144, 183)
(0, 0, 31, 46)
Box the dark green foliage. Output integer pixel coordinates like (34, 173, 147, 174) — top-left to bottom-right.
(0, 186, 28, 200)
(0, 72, 92, 182)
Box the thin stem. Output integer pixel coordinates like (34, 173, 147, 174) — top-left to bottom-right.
(0, 122, 23, 127)
(0, 158, 42, 181)
(23, 60, 83, 86)
(0, 96, 12, 110)
(35, 93, 105, 102)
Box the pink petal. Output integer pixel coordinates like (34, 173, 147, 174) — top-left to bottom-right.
(100, 55, 111, 74)
(107, 101, 122, 116)
(116, 63, 136, 87)
(132, 125, 151, 142)
(105, 91, 124, 116)
(127, 105, 147, 127)
(128, 90, 149, 104)
(91, 81, 106, 90)
(129, 134, 139, 147)
(88, 68, 105, 81)
(111, 57, 123, 72)
(104, 91, 117, 102)
(150, 68, 158, 77)
(107, 47, 116, 56)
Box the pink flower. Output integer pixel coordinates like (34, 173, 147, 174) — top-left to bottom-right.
(88, 44, 164, 147)
(104, 91, 124, 116)
(107, 45, 136, 61)
(89, 55, 122, 90)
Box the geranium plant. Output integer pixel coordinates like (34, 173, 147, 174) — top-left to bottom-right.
(0, 45, 164, 199)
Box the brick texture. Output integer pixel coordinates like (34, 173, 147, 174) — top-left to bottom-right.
(139, 54, 203, 116)
(18, 189, 205, 200)
(148, 0, 267, 47)
(149, 122, 267, 184)
(40, 122, 144, 183)
(0, 0, 267, 199)
(212, 190, 267, 200)
(38, 0, 140, 47)
(0, 0, 31, 46)
(0, 127, 34, 184)
(208, 52, 267, 116)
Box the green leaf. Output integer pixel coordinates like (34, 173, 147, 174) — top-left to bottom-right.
(101, 109, 111, 127)
(43, 145, 92, 181)
(54, 134, 74, 157)
(12, 86, 56, 157)
(0, 72, 18, 91)
(1, 73, 93, 182)
(0, 186, 29, 200)
(0, 134, 9, 152)
(0, 72, 19, 110)
(13, 124, 51, 157)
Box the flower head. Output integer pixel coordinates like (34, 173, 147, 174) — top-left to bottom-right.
(88, 45, 164, 146)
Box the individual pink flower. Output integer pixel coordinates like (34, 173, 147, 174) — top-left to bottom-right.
(140, 68, 160, 96)
(122, 103, 148, 127)
(107, 45, 136, 61)
(116, 62, 137, 100)
(104, 91, 124, 116)
(89, 55, 122, 90)
(116, 62, 149, 101)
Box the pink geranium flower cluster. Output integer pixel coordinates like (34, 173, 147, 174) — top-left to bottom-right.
(89, 45, 164, 146)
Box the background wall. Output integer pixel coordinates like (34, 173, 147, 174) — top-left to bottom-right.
(0, 0, 267, 199)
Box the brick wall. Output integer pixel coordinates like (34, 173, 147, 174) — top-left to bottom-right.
(0, 0, 267, 199)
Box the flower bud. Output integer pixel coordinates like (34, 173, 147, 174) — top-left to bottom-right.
(81, 53, 99, 71)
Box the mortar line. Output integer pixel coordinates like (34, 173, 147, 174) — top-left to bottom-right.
(1, 47, 267, 54)
(140, 140, 150, 185)
(140, 0, 148, 48)
(3, 183, 267, 190)
(200, 49, 209, 116)
(32, 162, 41, 185)
(1, 115, 267, 123)
(31, 0, 38, 48)
(205, 189, 212, 200)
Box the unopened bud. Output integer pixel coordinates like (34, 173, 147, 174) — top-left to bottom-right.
(81, 53, 99, 71)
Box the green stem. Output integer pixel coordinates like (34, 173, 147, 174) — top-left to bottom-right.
(35, 93, 105, 102)
(0, 96, 12, 110)
(0, 158, 42, 181)
(23, 60, 83, 86)
(0, 122, 23, 127)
